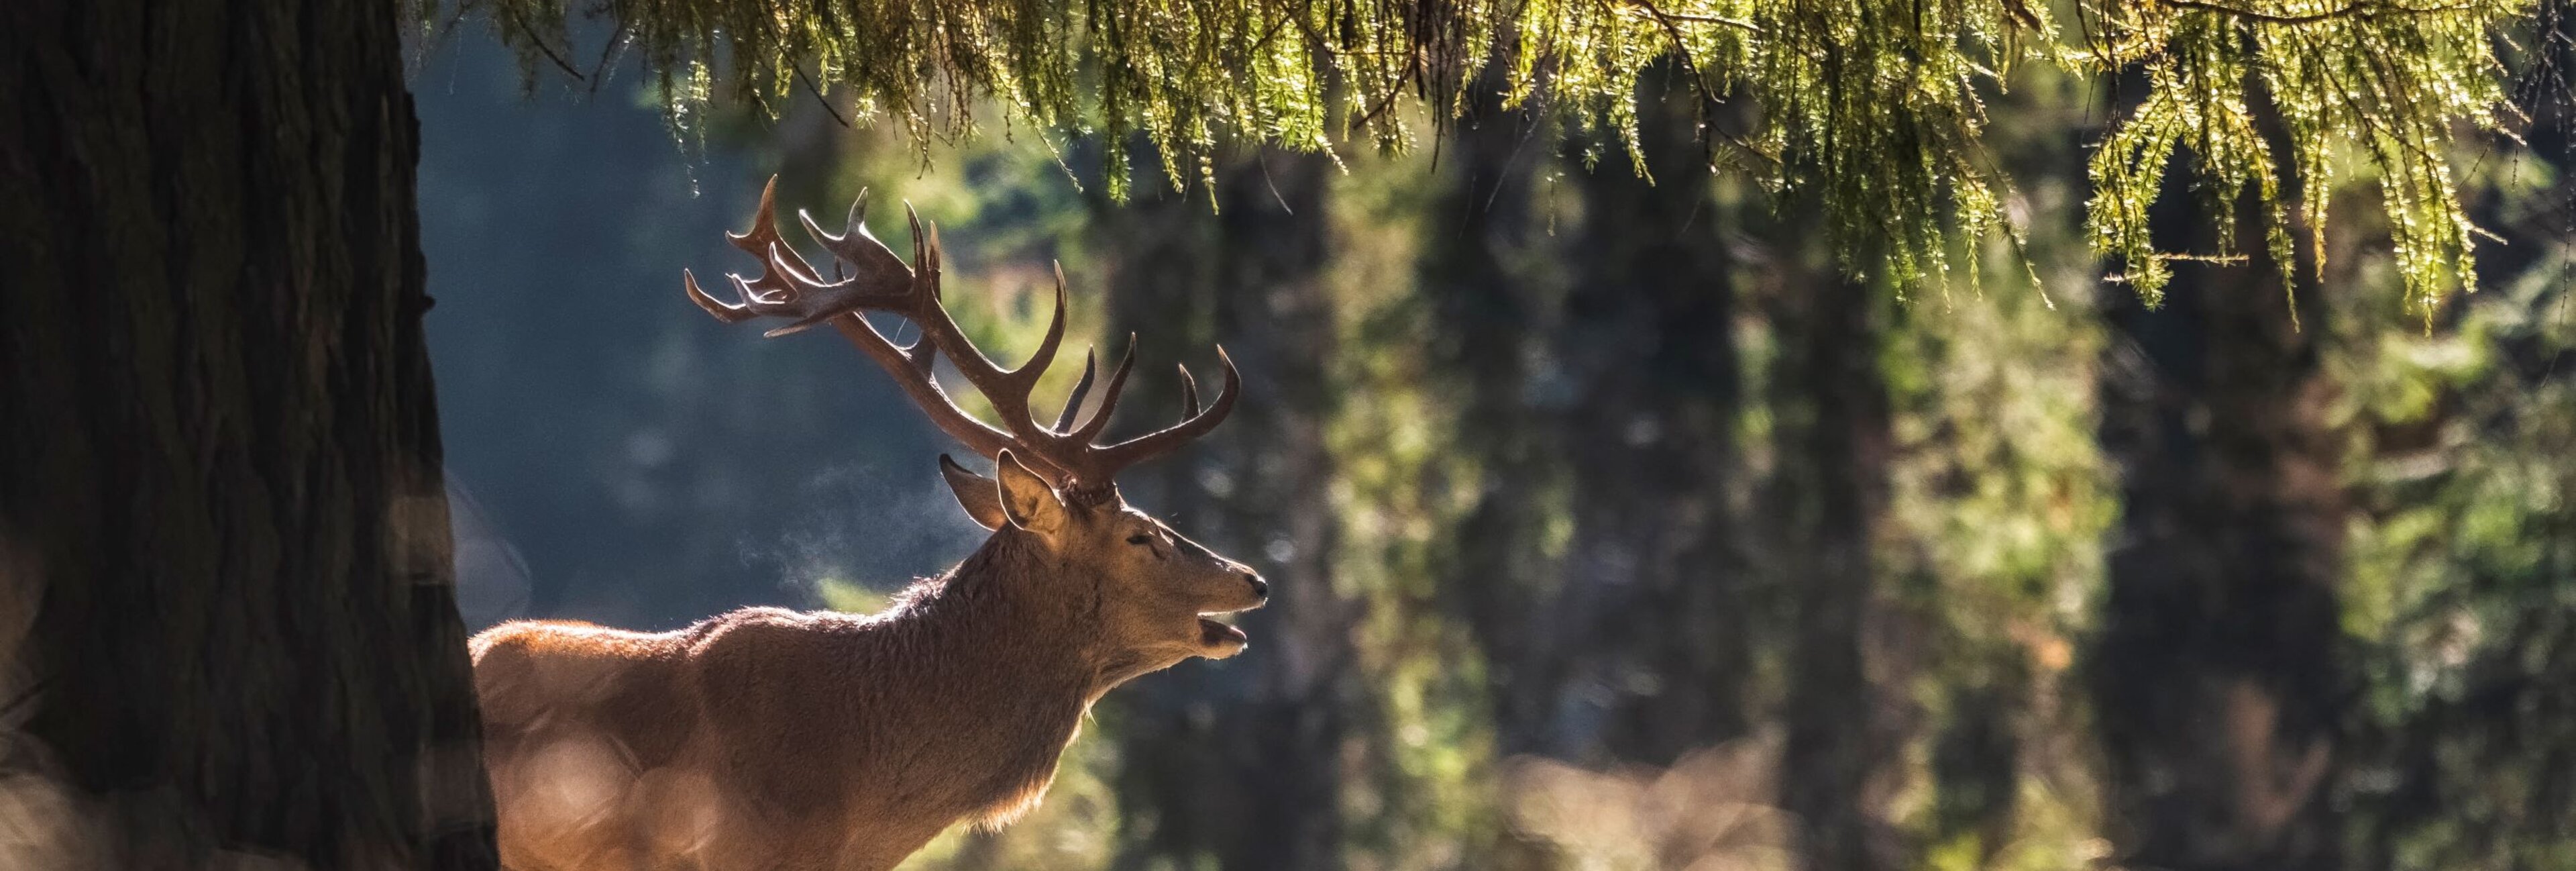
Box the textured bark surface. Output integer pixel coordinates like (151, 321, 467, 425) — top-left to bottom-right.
(0, 0, 498, 867)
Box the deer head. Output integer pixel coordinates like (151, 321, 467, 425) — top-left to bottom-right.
(682, 177, 1268, 664)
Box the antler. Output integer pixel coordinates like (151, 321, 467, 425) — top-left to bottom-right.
(682, 176, 1239, 504)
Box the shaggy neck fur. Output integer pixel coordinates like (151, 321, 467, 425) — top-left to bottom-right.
(822, 527, 1116, 823)
(881, 527, 1112, 681)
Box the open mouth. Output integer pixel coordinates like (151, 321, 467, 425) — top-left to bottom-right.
(1197, 615, 1248, 650)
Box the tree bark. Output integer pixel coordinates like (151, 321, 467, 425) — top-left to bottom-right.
(0, 1, 498, 868)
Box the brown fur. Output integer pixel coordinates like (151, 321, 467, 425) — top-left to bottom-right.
(473, 497, 1265, 871)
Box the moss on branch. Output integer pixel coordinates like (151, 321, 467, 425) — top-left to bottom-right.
(423, 0, 2549, 308)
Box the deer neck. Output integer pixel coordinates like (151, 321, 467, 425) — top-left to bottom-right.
(935, 531, 1193, 701)
(817, 531, 1110, 821)
(881, 529, 1110, 709)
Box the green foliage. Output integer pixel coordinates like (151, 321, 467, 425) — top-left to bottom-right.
(2334, 242, 2576, 869)
(1318, 152, 1511, 866)
(1884, 271, 2114, 871)
(2076, 0, 2522, 310)
(427, 0, 2542, 309)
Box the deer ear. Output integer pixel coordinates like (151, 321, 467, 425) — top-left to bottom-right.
(994, 450, 1066, 536)
(938, 455, 1006, 531)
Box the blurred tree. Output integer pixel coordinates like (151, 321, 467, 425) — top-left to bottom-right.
(0, 0, 496, 868)
(2091, 147, 2349, 870)
(1091, 148, 1361, 870)
(1874, 64, 2121, 871)
(1558, 71, 1754, 765)
(2337, 248, 2576, 871)
(1766, 268, 1907, 871)
(1415, 74, 1571, 761)
(1195, 151, 1362, 870)
(2335, 17, 2576, 864)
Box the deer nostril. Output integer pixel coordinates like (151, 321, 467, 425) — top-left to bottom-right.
(1244, 574, 1269, 601)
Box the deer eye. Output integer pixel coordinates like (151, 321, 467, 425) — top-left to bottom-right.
(1126, 533, 1153, 546)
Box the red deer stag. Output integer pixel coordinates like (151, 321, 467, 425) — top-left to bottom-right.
(470, 178, 1267, 871)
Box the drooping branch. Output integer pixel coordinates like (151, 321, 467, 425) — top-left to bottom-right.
(2156, 0, 2481, 25)
(425, 0, 2551, 310)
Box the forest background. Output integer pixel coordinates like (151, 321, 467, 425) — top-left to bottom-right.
(409, 3, 2575, 870)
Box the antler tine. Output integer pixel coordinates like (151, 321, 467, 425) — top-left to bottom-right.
(724, 178, 826, 283)
(906, 204, 936, 299)
(676, 243, 845, 328)
(1177, 364, 1201, 417)
(800, 188, 914, 285)
(885, 215, 1069, 425)
(1070, 335, 1137, 442)
(724, 177, 784, 257)
(682, 270, 763, 323)
(688, 176, 918, 335)
(759, 244, 848, 336)
(1054, 350, 1099, 433)
(1089, 347, 1240, 476)
(1018, 265, 1070, 382)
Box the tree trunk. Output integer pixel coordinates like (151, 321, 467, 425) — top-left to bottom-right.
(1772, 273, 1904, 871)
(0, 1, 498, 868)
(2091, 183, 2345, 870)
(1099, 149, 1353, 870)
(2088, 61, 2347, 866)
(1418, 78, 1569, 759)
(1205, 150, 1352, 871)
(1560, 74, 1750, 765)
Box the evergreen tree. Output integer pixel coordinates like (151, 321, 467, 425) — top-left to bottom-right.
(1, 1, 497, 867)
